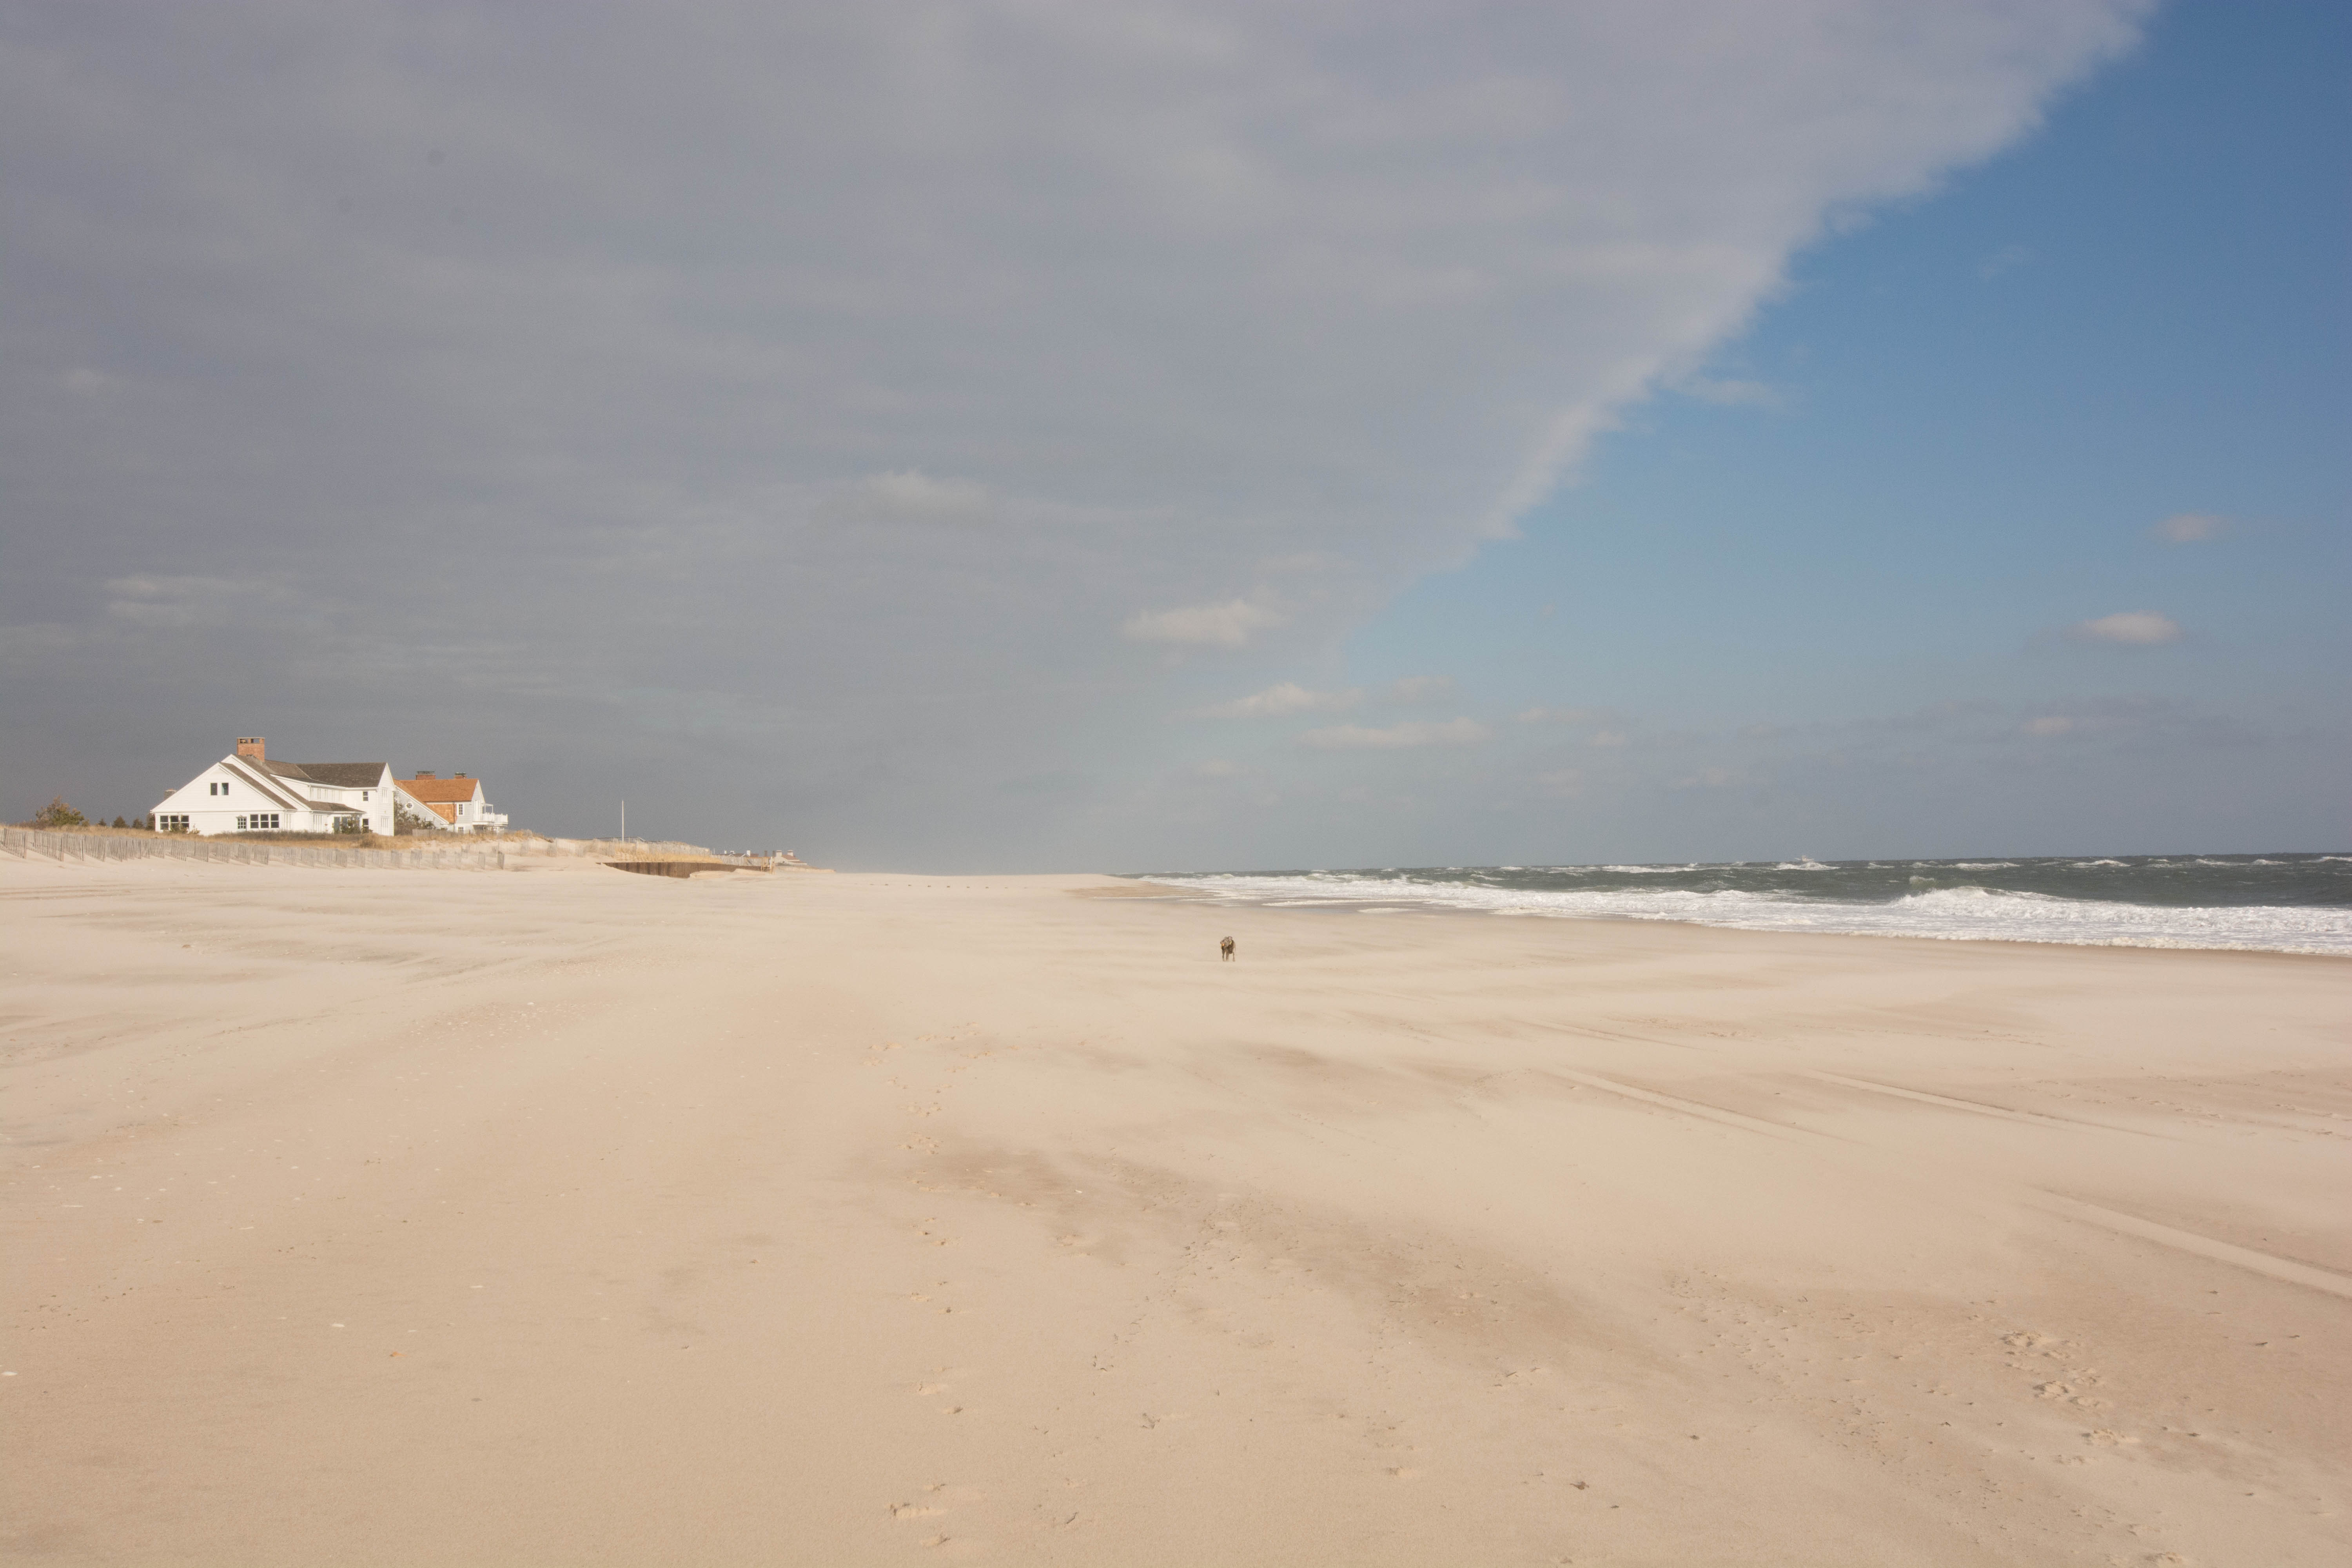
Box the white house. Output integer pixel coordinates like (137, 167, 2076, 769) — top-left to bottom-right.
(151, 737, 396, 836)
(394, 771, 510, 833)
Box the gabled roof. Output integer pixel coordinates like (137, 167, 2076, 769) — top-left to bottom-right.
(269, 760, 388, 788)
(221, 758, 321, 815)
(399, 775, 486, 804)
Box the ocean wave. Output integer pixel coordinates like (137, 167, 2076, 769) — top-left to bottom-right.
(1139, 871, 2352, 955)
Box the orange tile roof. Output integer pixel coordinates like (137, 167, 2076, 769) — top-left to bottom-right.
(399, 776, 485, 803)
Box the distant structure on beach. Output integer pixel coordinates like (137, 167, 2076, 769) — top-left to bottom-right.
(394, 771, 510, 833)
(149, 736, 510, 836)
(151, 737, 395, 836)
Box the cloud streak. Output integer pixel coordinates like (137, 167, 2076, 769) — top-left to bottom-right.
(1196, 682, 1361, 719)
(1301, 718, 1490, 750)
(1123, 599, 1286, 649)
(2066, 611, 2182, 646)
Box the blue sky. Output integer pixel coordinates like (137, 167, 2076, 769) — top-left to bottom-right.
(2, 2, 2339, 866)
(1243, 0, 2349, 864)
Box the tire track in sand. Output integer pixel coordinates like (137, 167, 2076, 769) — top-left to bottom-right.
(2039, 1194, 2352, 1299)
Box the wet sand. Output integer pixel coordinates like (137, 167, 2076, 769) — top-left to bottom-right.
(3, 855, 2347, 1564)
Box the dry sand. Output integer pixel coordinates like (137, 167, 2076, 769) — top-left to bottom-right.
(2, 855, 2347, 1565)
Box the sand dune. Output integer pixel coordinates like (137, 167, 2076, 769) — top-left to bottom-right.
(3, 855, 2346, 1564)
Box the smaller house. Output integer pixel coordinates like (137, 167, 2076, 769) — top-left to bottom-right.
(395, 771, 510, 833)
(150, 738, 396, 836)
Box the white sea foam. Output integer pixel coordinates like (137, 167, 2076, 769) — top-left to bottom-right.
(1143, 873, 2352, 955)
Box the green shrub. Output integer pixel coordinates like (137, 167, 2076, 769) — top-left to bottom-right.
(31, 797, 85, 829)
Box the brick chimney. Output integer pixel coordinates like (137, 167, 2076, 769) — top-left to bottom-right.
(454, 771, 468, 779)
(236, 736, 265, 761)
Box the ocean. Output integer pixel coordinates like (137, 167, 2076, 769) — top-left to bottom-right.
(1136, 853, 2352, 956)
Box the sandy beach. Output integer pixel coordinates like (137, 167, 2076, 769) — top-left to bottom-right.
(3, 855, 2346, 1566)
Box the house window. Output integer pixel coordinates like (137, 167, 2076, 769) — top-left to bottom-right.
(157, 814, 189, 831)
(210, 781, 226, 795)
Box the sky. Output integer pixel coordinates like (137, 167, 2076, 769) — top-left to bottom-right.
(3, 0, 2343, 869)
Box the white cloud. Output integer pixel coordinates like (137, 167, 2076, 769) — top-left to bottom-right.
(2066, 610, 2182, 645)
(1301, 717, 1489, 750)
(2154, 512, 2227, 543)
(1196, 682, 1361, 718)
(2022, 715, 2076, 736)
(1387, 675, 1456, 704)
(1122, 598, 1285, 649)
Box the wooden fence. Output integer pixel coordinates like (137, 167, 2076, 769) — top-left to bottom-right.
(1, 827, 715, 871)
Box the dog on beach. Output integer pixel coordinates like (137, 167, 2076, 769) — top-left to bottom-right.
(1220, 936, 1236, 961)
